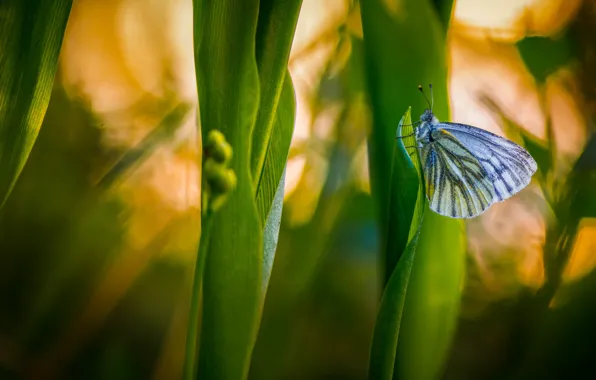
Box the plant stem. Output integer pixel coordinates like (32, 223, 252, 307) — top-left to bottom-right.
(183, 207, 214, 380)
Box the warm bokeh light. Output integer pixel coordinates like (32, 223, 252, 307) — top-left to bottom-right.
(563, 218, 596, 283)
(284, 0, 350, 218)
(453, 0, 582, 41)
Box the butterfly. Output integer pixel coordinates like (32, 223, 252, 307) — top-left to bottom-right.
(398, 84, 537, 219)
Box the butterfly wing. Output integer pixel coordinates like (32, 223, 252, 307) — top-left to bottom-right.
(420, 129, 496, 218)
(436, 123, 537, 202)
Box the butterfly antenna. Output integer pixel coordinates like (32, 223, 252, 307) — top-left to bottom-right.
(429, 83, 434, 111)
(418, 84, 432, 110)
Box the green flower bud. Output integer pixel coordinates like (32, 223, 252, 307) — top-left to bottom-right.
(208, 170, 237, 211)
(205, 130, 226, 149)
(201, 131, 236, 213)
(203, 158, 223, 181)
(205, 130, 233, 164)
(212, 142, 233, 164)
(210, 168, 237, 194)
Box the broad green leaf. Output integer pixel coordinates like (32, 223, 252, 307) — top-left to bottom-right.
(360, 0, 465, 379)
(193, 0, 262, 379)
(0, 0, 73, 207)
(251, 0, 303, 187)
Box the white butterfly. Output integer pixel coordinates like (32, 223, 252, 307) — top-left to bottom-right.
(399, 85, 537, 219)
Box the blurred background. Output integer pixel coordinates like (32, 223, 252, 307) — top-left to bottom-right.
(0, 0, 595, 379)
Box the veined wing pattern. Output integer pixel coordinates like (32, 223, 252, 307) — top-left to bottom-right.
(419, 129, 496, 218)
(438, 123, 537, 202)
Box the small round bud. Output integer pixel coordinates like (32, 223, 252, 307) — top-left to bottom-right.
(210, 168, 237, 194)
(203, 158, 223, 180)
(205, 130, 233, 164)
(206, 130, 226, 150)
(211, 141, 233, 164)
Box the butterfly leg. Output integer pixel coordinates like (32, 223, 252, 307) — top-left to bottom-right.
(396, 132, 415, 139)
(399, 121, 421, 128)
(403, 145, 418, 157)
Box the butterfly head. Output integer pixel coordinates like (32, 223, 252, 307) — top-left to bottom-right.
(416, 109, 439, 143)
(420, 109, 437, 123)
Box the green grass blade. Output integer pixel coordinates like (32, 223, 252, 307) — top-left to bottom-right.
(0, 0, 73, 207)
(97, 103, 192, 189)
(360, 0, 464, 379)
(368, 229, 422, 380)
(193, 0, 263, 378)
(251, 0, 302, 188)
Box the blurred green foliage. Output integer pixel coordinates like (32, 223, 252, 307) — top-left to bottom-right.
(0, 87, 189, 378)
(0, 0, 72, 207)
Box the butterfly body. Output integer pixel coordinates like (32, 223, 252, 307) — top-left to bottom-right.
(411, 108, 537, 219)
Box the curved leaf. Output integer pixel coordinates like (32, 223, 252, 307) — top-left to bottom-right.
(251, 0, 303, 188)
(0, 0, 73, 207)
(369, 109, 427, 380)
(255, 77, 295, 290)
(252, 0, 301, 304)
(256, 77, 295, 292)
(255, 74, 295, 225)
